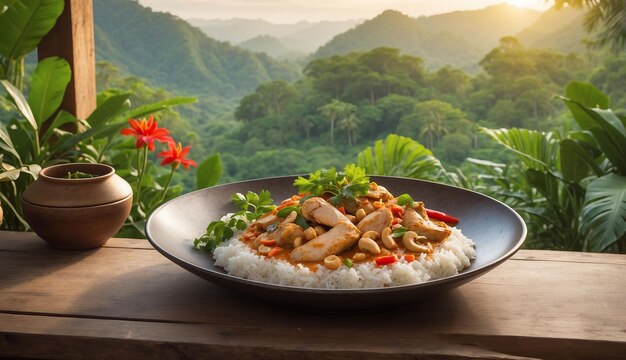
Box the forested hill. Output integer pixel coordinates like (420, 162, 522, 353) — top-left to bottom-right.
(93, 0, 301, 113)
(415, 4, 540, 49)
(313, 4, 541, 72)
(517, 6, 586, 52)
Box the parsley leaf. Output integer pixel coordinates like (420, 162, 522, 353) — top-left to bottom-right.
(195, 190, 275, 252)
(231, 190, 276, 221)
(294, 164, 370, 205)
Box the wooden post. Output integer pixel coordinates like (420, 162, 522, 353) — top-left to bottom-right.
(38, 0, 96, 120)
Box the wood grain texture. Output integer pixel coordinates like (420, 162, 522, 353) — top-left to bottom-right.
(37, 0, 96, 120)
(0, 231, 624, 359)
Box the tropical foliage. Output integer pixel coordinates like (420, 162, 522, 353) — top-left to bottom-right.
(464, 82, 625, 252)
(0, 0, 221, 235)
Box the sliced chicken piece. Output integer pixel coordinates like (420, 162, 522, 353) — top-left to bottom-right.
(301, 197, 351, 227)
(254, 213, 279, 230)
(413, 201, 429, 220)
(357, 207, 392, 234)
(403, 207, 451, 242)
(290, 221, 361, 262)
(365, 185, 394, 201)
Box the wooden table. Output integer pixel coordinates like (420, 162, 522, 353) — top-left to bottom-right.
(0, 232, 624, 359)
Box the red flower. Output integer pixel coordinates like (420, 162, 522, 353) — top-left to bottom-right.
(158, 142, 197, 169)
(121, 115, 172, 151)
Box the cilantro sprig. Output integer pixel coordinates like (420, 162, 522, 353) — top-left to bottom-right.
(194, 190, 276, 252)
(293, 164, 370, 205)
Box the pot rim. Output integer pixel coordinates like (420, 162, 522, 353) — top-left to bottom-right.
(22, 193, 133, 209)
(39, 163, 115, 183)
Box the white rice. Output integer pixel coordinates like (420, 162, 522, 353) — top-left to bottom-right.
(213, 224, 476, 289)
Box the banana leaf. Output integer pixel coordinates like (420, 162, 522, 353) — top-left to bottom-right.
(0, 0, 64, 60)
(582, 174, 626, 251)
(28, 56, 71, 126)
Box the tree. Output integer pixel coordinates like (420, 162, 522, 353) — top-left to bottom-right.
(235, 93, 266, 125)
(339, 112, 360, 146)
(430, 66, 471, 99)
(318, 99, 356, 144)
(397, 100, 468, 149)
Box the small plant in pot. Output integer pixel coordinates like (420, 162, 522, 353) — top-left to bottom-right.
(21, 163, 133, 249)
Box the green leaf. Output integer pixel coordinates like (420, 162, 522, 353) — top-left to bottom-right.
(391, 227, 408, 238)
(86, 93, 131, 127)
(1, 79, 36, 130)
(0, 0, 64, 60)
(41, 110, 76, 144)
(28, 56, 71, 125)
(357, 134, 443, 180)
(562, 82, 610, 130)
(559, 139, 596, 182)
(482, 128, 560, 171)
(397, 193, 414, 207)
(231, 193, 248, 211)
(277, 205, 299, 218)
(196, 153, 222, 189)
(564, 104, 626, 174)
(581, 174, 626, 251)
(123, 97, 196, 120)
(0, 123, 22, 164)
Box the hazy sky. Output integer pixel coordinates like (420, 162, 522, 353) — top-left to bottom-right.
(139, 0, 553, 23)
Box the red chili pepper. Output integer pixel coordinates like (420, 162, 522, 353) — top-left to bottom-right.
(390, 206, 404, 218)
(426, 209, 459, 224)
(375, 255, 397, 266)
(404, 254, 415, 262)
(337, 206, 346, 214)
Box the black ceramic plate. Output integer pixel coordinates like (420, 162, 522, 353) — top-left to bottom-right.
(146, 176, 526, 311)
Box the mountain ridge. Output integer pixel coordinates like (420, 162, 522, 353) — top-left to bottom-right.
(93, 0, 301, 114)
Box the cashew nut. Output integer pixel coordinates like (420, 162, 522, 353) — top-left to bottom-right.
(403, 231, 432, 253)
(314, 225, 326, 236)
(358, 237, 381, 254)
(381, 227, 398, 249)
(324, 255, 342, 270)
(304, 226, 317, 241)
(355, 208, 367, 221)
(353, 252, 367, 261)
(257, 245, 271, 254)
(362, 230, 379, 240)
(293, 237, 303, 248)
(283, 210, 297, 224)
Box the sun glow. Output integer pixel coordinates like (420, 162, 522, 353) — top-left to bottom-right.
(504, 0, 552, 10)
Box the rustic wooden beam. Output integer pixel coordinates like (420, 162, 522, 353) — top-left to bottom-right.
(37, 0, 96, 120)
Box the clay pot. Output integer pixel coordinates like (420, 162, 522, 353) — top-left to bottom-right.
(22, 163, 133, 250)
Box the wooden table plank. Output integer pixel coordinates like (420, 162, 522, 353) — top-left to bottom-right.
(0, 231, 624, 359)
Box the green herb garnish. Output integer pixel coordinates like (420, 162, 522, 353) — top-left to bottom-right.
(397, 194, 414, 207)
(391, 226, 408, 238)
(343, 258, 353, 268)
(293, 164, 370, 205)
(231, 190, 276, 221)
(276, 204, 309, 229)
(194, 190, 276, 252)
